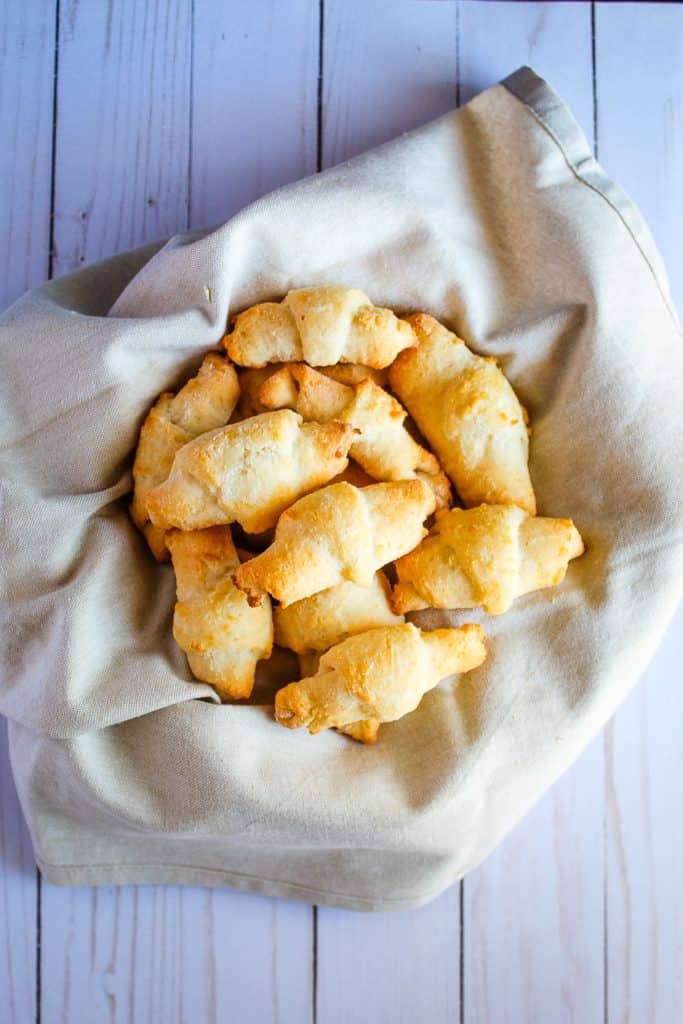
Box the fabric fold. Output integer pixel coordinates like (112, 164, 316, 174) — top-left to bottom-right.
(1, 67, 682, 910)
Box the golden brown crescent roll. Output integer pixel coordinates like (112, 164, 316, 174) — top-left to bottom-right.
(392, 504, 584, 615)
(233, 479, 436, 607)
(275, 622, 487, 733)
(389, 313, 536, 514)
(145, 409, 354, 534)
(224, 286, 416, 368)
(259, 363, 451, 508)
(297, 654, 381, 744)
(275, 571, 404, 654)
(131, 353, 239, 559)
(166, 526, 273, 700)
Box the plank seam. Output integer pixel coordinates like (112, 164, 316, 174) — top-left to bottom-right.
(592, 13, 608, 1020)
(316, 0, 324, 173)
(459, 881, 464, 1024)
(312, 905, 318, 1024)
(35, 869, 41, 1024)
(591, 1, 599, 159)
(47, 0, 61, 280)
(188, 0, 195, 230)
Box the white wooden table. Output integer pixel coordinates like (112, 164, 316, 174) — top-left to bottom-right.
(1, 2, 682, 1021)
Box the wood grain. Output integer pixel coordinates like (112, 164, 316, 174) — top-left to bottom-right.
(465, 738, 604, 1023)
(0, 722, 37, 1024)
(456, 5, 605, 1022)
(458, 0, 594, 142)
(316, 888, 460, 1024)
(595, 2, 683, 312)
(40, 883, 313, 1024)
(322, 0, 458, 167)
(51, 0, 192, 278)
(597, 7, 683, 1021)
(190, 0, 319, 229)
(604, 613, 683, 1024)
(0, 1, 56, 310)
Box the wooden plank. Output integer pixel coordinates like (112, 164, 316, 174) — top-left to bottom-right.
(0, 3, 54, 1019)
(457, 5, 605, 1022)
(41, 3, 317, 1022)
(595, 2, 683, 312)
(604, 612, 683, 1024)
(51, 0, 192, 278)
(0, 722, 37, 1023)
(316, 6, 460, 1023)
(41, 883, 313, 1024)
(458, 0, 594, 143)
(190, 0, 319, 229)
(0, 1, 55, 309)
(464, 739, 604, 1023)
(596, 7, 683, 1021)
(316, 889, 460, 1024)
(322, 0, 458, 167)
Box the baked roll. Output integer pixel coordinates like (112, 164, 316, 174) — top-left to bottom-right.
(389, 313, 536, 514)
(145, 409, 354, 534)
(297, 653, 381, 744)
(166, 526, 273, 700)
(275, 571, 403, 654)
(259, 363, 451, 507)
(233, 479, 436, 606)
(275, 622, 487, 733)
(224, 286, 416, 368)
(392, 504, 584, 615)
(131, 353, 239, 559)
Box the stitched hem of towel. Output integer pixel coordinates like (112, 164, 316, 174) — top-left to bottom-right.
(502, 65, 681, 334)
(36, 858, 456, 913)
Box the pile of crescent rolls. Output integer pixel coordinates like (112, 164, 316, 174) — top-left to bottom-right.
(131, 286, 584, 743)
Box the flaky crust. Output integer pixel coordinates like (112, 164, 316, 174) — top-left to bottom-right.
(224, 286, 416, 368)
(166, 526, 273, 700)
(297, 653, 381, 743)
(392, 504, 584, 615)
(389, 314, 536, 514)
(131, 353, 239, 559)
(259, 363, 451, 508)
(275, 571, 404, 654)
(233, 479, 436, 607)
(145, 410, 354, 534)
(275, 622, 487, 733)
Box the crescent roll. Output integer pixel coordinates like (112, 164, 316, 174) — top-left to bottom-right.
(389, 313, 536, 514)
(275, 622, 487, 733)
(145, 409, 354, 534)
(259, 364, 451, 508)
(131, 353, 239, 559)
(275, 572, 404, 654)
(233, 479, 436, 607)
(297, 654, 381, 744)
(166, 526, 273, 700)
(392, 504, 584, 615)
(224, 286, 416, 368)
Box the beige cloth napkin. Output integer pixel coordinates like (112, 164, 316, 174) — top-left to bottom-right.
(2, 67, 682, 911)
